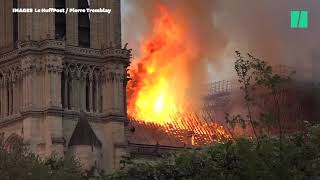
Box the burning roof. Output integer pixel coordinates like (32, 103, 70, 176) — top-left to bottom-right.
(126, 5, 230, 145)
(128, 110, 230, 146)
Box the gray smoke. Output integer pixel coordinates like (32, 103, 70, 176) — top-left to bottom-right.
(122, 0, 320, 83)
(214, 0, 320, 82)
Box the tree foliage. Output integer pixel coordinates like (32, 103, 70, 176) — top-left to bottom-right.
(106, 125, 320, 180)
(0, 136, 85, 180)
(226, 51, 296, 138)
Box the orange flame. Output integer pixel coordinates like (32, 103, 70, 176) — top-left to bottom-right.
(127, 5, 195, 122)
(127, 5, 230, 144)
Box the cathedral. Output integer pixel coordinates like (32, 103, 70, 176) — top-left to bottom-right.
(0, 0, 131, 174)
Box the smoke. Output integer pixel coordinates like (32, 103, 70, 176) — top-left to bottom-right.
(122, 0, 226, 58)
(122, 0, 228, 109)
(122, 0, 320, 83)
(214, 0, 320, 82)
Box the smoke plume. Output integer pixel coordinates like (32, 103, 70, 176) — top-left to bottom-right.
(122, 0, 320, 83)
(123, 0, 228, 110)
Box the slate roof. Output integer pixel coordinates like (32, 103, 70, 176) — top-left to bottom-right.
(68, 112, 102, 148)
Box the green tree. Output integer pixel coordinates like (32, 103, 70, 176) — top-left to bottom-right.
(226, 51, 295, 138)
(0, 135, 86, 180)
(105, 126, 320, 179)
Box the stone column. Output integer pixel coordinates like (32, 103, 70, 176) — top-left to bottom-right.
(18, 0, 25, 41)
(53, 70, 62, 108)
(66, 0, 78, 46)
(12, 79, 16, 114)
(22, 72, 26, 109)
(51, 71, 56, 106)
(43, 55, 63, 108)
(103, 71, 117, 114)
(80, 76, 86, 111)
(90, 0, 99, 48)
(1, 79, 4, 118)
(95, 76, 99, 113)
(3, 79, 8, 117)
(72, 74, 80, 111)
(64, 72, 68, 109)
(96, 0, 122, 48)
(55, 70, 62, 108)
(112, 0, 121, 48)
(28, 71, 33, 107)
(0, 0, 14, 48)
(48, 0, 55, 39)
(123, 77, 128, 116)
(25, 0, 33, 41)
(70, 75, 75, 110)
(50, 71, 55, 107)
(118, 75, 123, 112)
(18, 78, 22, 111)
(24, 71, 31, 108)
(102, 71, 111, 113)
(89, 75, 93, 112)
(102, 63, 129, 116)
(119, 75, 125, 114)
(25, 74, 29, 108)
(15, 78, 20, 114)
(0, 1, 5, 48)
(8, 80, 12, 116)
(23, 71, 28, 110)
(74, 77, 80, 111)
(113, 75, 118, 112)
(0, 79, 3, 118)
(104, 0, 112, 47)
(31, 0, 40, 41)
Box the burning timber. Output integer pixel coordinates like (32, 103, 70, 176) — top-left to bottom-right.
(128, 110, 231, 147)
(126, 5, 231, 152)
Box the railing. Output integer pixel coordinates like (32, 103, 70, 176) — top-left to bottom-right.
(0, 40, 132, 63)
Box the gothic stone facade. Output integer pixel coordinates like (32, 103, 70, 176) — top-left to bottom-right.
(0, 0, 131, 174)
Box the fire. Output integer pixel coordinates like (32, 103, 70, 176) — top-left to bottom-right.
(127, 5, 230, 144)
(127, 5, 194, 123)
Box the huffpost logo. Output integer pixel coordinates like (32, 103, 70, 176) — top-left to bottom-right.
(290, 10, 308, 29)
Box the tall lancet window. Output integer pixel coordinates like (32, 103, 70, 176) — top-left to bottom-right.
(55, 0, 66, 40)
(86, 76, 90, 111)
(78, 0, 90, 47)
(6, 80, 9, 116)
(13, 0, 18, 46)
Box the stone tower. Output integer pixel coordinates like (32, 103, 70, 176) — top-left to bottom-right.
(0, 0, 131, 174)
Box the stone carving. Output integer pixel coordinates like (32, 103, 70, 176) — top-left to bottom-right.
(0, 0, 131, 172)
(0, 39, 131, 64)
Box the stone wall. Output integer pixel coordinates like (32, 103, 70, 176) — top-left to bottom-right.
(68, 145, 102, 170)
(0, 0, 131, 174)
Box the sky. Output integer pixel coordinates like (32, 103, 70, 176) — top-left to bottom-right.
(121, 0, 320, 83)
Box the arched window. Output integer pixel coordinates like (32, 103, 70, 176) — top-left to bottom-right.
(78, 0, 90, 47)
(13, 0, 18, 46)
(55, 0, 66, 40)
(4, 133, 22, 151)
